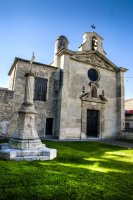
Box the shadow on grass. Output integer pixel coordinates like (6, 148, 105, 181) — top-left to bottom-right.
(0, 141, 133, 200)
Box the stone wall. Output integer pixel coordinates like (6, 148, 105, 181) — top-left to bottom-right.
(8, 60, 58, 139)
(121, 131, 133, 139)
(8, 64, 17, 91)
(0, 88, 14, 137)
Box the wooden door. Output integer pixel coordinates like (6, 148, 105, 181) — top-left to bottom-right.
(87, 110, 99, 137)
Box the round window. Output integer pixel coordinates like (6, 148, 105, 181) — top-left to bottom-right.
(88, 68, 99, 82)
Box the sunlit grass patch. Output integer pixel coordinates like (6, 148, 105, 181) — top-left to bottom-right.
(0, 140, 133, 200)
(102, 150, 133, 163)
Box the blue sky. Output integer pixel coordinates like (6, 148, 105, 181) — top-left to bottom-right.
(0, 0, 133, 99)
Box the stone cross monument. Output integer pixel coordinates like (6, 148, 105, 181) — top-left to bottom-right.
(0, 55, 57, 161)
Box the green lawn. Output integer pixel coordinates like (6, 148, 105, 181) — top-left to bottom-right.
(0, 140, 133, 200)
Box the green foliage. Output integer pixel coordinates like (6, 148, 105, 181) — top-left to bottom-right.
(0, 141, 133, 200)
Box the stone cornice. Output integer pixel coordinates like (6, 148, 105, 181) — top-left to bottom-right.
(56, 49, 125, 72)
(56, 49, 75, 56)
(8, 57, 58, 76)
(116, 67, 128, 72)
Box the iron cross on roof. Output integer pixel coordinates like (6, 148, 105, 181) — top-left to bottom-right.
(29, 52, 36, 73)
(30, 52, 35, 64)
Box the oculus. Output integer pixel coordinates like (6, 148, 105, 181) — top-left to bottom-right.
(88, 68, 99, 82)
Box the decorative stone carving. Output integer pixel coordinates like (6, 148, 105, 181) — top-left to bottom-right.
(71, 53, 115, 71)
(91, 87, 97, 98)
(80, 92, 107, 104)
(89, 82, 99, 88)
(89, 82, 99, 98)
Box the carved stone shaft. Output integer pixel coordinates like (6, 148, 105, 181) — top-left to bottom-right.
(24, 72, 35, 105)
(9, 72, 43, 150)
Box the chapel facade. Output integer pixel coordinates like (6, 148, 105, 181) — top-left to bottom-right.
(0, 31, 127, 139)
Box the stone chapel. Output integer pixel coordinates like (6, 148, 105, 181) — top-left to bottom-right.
(0, 31, 127, 139)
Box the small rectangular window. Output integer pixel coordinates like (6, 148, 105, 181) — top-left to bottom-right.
(34, 77, 47, 101)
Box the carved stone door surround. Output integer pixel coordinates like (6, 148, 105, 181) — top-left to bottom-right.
(80, 93, 107, 139)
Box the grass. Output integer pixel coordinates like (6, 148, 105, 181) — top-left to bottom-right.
(0, 140, 133, 200)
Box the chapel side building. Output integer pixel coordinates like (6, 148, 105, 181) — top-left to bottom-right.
(0, 31, 127, 139)
(125, 99, 133, 129)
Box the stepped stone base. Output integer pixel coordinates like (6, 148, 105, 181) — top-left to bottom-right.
(0, 143, 57, 161)
(9, 138, 44, 150)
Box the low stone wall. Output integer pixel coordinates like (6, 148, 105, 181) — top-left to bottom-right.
(121, 131, 133, 139)
(0, 88, 14, 137)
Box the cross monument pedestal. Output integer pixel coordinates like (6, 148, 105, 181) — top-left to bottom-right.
(0, 72, 57, 161)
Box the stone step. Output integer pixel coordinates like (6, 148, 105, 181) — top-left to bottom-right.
(15, 155, 50, 161)
(16, 150, 50, 157)
(0, 143, 57, 161)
